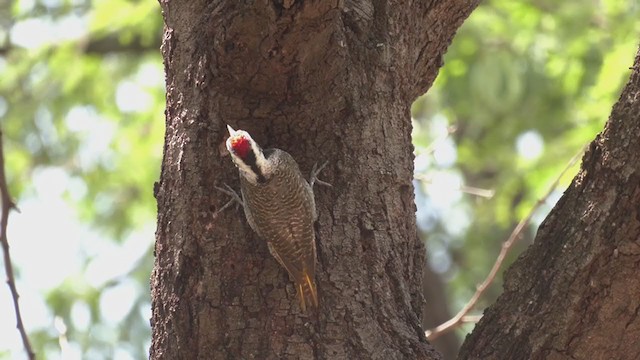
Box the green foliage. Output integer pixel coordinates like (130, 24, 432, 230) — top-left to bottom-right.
(1, 0, 162, 358)
(413, 0, 639, 342)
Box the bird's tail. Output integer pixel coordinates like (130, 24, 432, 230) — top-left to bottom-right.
(296, 273, 318, 313)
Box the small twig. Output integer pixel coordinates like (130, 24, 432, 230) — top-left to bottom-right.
(0, 130, 35, 359)
(460, 315, 482, 324)
(419, 125, 458, 156)
(54, 316, 70, 357)
(415, 174, 495, 199)
(416, 125, 496, 198)
(425, 147, 585, 341)
(458, 185, 495, 199)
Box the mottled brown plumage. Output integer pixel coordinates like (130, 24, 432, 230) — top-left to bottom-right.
(224, 126, 319, 312)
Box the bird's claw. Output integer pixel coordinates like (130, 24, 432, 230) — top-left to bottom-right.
(310, 161, 332, 188)
(213, 184, 244, 217)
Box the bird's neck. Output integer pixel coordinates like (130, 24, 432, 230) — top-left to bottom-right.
(235, 146, 269, 185)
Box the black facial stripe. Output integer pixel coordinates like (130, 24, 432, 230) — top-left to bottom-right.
(254, 167, 266, 183)
(243, 147, 267, 183)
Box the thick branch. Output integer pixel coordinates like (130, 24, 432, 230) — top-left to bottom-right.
(459, 44, 640, 360)
(151, 1, 479, 359)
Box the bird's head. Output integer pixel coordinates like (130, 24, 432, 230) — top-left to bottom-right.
(226, 125, 254, 160)
(225, 125, 268, 184)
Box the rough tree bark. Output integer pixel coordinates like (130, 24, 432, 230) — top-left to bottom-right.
(460, 46, 640, 359)
(151, 1, 478, 359)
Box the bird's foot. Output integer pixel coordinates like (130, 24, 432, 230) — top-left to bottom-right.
(310, 161, 332, 188)
(213, 184, 244, 217)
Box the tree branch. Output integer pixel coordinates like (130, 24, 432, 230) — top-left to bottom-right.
(0, 130, 35, 360)
(0, 34, 160, 56)
(83, 35, 160, 55)
(425, 146, 585, 341)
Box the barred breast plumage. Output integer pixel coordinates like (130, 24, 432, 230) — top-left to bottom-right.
(239, 149, 318, 312)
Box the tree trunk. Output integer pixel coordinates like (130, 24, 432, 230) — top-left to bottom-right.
(459, 46, 640, 360)
(151, 1, 478, 359)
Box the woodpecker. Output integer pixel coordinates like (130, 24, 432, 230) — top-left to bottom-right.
(218, 125, 328, 312)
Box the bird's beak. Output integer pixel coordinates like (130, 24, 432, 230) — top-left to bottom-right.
(226, 125, 236, 136)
